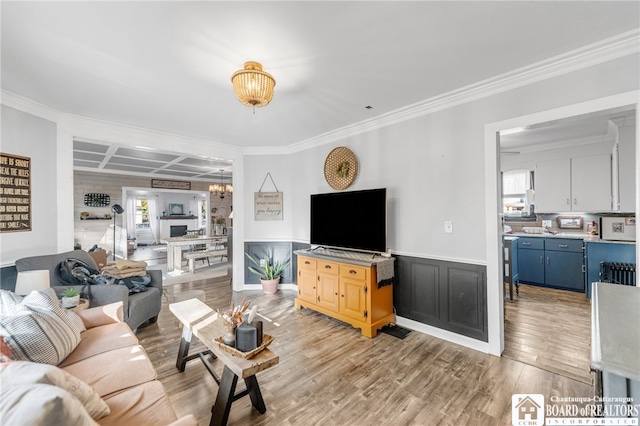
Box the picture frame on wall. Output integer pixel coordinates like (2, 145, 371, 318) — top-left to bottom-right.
(168, 203, 184, 216)
(151, 179, 191, 190)
(557, 215, 583, 229)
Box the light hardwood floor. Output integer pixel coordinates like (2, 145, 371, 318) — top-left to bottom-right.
(503, 284, 593, 385)
(136, 278, 594, 426)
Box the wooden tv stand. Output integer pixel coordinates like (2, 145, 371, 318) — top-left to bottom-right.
(294, 251, 395, 337)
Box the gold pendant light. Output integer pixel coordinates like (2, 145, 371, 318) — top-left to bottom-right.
(231, 61, 276, 111)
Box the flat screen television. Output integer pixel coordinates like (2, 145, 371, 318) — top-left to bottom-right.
(310, 188, 387, 253)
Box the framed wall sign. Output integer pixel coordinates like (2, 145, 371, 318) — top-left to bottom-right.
(557, 215, 583, 229)
(254, 192, 283, 221)
(151, 179, 191, 190)
(0, 152, 32, 233)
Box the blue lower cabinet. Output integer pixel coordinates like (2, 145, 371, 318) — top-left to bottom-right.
(584, 241, 636, 299)
(545, 249, 584, 291)
(518, 247, 545, 284)
(517, 237, 585, 292)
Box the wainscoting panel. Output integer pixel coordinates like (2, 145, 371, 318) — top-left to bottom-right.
(410, 262, 440, 322)
(446, 266, 485, 340)
(394, 255, 487, 342)
(0, 266, 17, 291)
(244, 241, 294, 284)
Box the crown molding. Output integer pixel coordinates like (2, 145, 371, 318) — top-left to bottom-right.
(246, 28, 640, 156)
(1, 90, 62, 123)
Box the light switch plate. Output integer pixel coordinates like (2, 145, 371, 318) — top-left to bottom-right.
(444, 221, 453, 234)
(542, 220, 552, 228)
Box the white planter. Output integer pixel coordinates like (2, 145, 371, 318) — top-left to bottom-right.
(260, 277, 280, 294)
(62, 295, 80, 308)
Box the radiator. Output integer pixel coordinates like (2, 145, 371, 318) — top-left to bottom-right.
(599, 261, 636, 287)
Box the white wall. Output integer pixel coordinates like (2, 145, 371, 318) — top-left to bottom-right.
(0, 106, 59, 265)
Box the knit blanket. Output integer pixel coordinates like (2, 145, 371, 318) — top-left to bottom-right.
(373, 257, 395, 288)
(101, 260, 148, 279)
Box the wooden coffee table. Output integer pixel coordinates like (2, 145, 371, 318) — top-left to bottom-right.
(169, 298, 279, 426)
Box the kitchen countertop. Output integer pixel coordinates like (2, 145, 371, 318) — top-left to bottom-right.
(507, 232, 635, 244)
(591, 282, 640, 381)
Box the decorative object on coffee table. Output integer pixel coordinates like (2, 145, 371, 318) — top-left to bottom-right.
(217, 298, 251, 347)
(324, 146, 358, 190)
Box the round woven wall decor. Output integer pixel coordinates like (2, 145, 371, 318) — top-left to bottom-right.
(324, 147, 358, 190)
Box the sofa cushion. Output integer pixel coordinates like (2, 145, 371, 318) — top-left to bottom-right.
(59, 322, 138, 368)
(0, 289, 85, 365)
(0, 360, 110, 419)
(0, 383, 97, 426)
(99, 381, 179, 426)
(62, 345, 157, 397)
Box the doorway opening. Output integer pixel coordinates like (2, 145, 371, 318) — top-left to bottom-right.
(484, 91, 639, 363)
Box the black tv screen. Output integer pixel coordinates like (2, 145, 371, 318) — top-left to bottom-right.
(310, 188, 387, 253)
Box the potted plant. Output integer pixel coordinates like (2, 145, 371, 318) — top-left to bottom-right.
(213, 215, 226, 235)
(245, 253, 290, 294)
(61, 287, 80, 308)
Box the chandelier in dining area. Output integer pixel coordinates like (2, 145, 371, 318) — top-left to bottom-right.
(209, 170, 233, 199)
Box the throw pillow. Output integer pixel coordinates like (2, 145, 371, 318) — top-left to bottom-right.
(0, 383, 98, 426)
(0, 290, 85, 365)
(0, 361, 110, 419)
(0, 290, 23, 318)
(0, 339, 12, 362)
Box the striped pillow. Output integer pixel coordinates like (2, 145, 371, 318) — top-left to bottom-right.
(0, 290, 85, 365)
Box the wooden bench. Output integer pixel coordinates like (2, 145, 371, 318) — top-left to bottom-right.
(184, 249, 227, 273)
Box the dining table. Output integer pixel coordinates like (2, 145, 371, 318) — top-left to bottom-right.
(161, 235, 227, 274)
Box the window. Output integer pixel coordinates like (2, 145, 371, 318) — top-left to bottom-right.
(503, 170, 534, 218)
(135, 199, 149, 229)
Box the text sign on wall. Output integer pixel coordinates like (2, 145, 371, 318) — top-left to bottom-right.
(0, 153, 32, 233)
(254, 192, 283, 221)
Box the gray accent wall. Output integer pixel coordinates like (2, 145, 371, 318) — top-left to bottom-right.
(244, 241, 297, 284)
(394, 254, 488, 342)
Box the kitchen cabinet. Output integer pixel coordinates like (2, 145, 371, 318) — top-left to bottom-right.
(584, 241, 636, 298)
(294, 255, 395, 337)
(535, 155, 612, 212)
(544, 239, 584, 291)
(517, 237, 584, 292)
(516, 237, 545, 284)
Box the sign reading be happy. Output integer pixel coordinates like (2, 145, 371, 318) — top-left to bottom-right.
(254, 192, 283, 221)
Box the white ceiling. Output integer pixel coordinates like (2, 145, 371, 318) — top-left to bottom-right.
(2, 1, 639, 176)
(500, 106, 637, 154)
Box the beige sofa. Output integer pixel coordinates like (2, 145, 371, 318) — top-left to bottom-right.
(1, 299, 197, 426)
(64, 302, 197, 426)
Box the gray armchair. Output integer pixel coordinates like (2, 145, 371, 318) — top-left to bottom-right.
(15, 249, 162, 332)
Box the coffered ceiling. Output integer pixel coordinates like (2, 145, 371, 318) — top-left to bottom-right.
(2, 1, 639, 177)
(73, 138, 232, 182)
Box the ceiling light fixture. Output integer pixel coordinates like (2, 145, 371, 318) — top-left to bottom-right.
(209, 169, 233, 199)
(231, 61, 276, 112)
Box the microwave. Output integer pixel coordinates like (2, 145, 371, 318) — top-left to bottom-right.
(599, 216, 636, 242)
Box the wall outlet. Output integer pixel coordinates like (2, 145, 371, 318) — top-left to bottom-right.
(444, 221, 453, 234)
(542, 220, 552, 228)
(259, 258, 266, 267)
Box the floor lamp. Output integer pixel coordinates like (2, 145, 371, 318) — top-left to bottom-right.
(111, 204, 124, 261)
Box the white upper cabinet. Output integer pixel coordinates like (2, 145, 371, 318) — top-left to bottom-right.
(535, 155, 612, 212)
(571, 154, 612, 212)
(535, 158, 571, 212)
